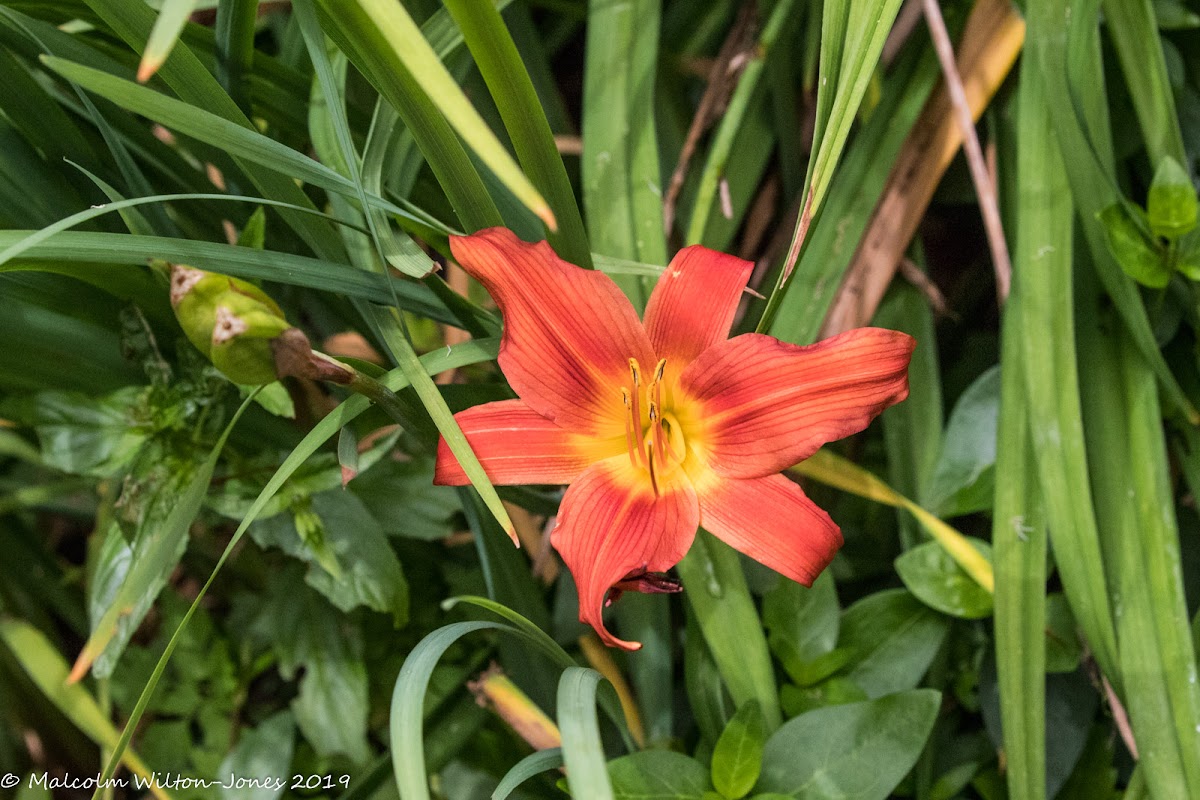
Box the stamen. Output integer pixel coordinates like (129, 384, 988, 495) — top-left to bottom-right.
(646, 443, 660, 497)
(649, 401, 668, 466)
(627, 359, 644, 455)
(621, 388, 640, 469)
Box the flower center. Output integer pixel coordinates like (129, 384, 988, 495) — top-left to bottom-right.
(621, 357, 687, 495)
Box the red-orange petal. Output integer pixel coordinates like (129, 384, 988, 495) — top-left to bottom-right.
(450, 229, 655, 438)
(551, 457, 699, 650)
(680, 329, 915, 478)
(643, 246, 754, 365)
(698, 472, 841, 586)
(434, 400, 606, 486)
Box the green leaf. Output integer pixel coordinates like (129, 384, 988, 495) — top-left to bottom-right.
(442, 0, 590, 267)
(677, 531, 782, 731)
(838, 590, 949, 699)
(267, 577, 370, 764)
(493, 748, 563, 800)
(253, 490, 408, 622)
(1097, 203, 1171, 287)
(333, 0, 552, 230)
(558, 667, 616, 800)
(895, 539, 994, 619)
(217, 711, 294, 800)
(608, 751, 711, 800)
(25, 387, 148, 476)
(756, 690, 941, 799)
(762, 572, 839, 682)
(1148, 155, 1198, 239)
(139, 0, 197, 83)
(711, 700, 767, 800)
(926, 366, 999, 517)
(0, 620, 166, 800)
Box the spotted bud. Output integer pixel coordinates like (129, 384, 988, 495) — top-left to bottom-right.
(168, 263, 353, 385)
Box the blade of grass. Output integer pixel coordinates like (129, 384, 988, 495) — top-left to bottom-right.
(685, 0, 800, 246)
(138, 0, 197, 83)
(38, 58, 451, 236)
(1036, 0, 1198, 422)
(1077, 264, 1200, 799)
(762, 33, 941, 344)
(492, 748, 563, 800)
(1101, 0, 1187, 168)
(87, 340, 499, 796)
(0, 229, 479, 327)
(81, 0, 347, 261)
(315, 0, 503, 233)
(336, 0, 554, 231)
(582, 0, 667, 304)
(792, 449, 993, 592)
(442, 0, 591, 267)
(756, 0, 907, 332)
(0, 620, 171, 800)
(1018, 0, 1119, 683)
(557, 668, 616, 800)
(368, 305, 516, 543)
(214, 0, 258, 113)
(675, 531, 782, 732)
(992, 244, 1047, 800)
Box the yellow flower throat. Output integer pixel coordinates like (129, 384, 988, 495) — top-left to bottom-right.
(621, 357, 687, 496)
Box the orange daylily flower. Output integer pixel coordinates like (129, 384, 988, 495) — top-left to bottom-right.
(435, 228, 915, 650)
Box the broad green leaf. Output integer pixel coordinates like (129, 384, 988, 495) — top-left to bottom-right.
(838, 590, 949, 699)
(762, 572, 839, 679)
(1147, 155, 1198, 239)
(756, 690, 941, 800)
(1097, 203, 1171, 287)
(927, 366, 1000, 518)
(711, 700, 767, 800)
(217, 711, 294, 800)
(252, 490, 408, 622)
(608, 751, 710, 800)
(895, 539, 994, 619)
(267, 577, 370, 764)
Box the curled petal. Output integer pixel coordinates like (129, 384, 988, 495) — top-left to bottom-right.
(643, 246, 754, 365)
(551, 458, 699, 650)
(450, 229, 655, 437)
(434, 400, 617, 486)
(698, 473, 841, 586)
(680, 329, 915, 478)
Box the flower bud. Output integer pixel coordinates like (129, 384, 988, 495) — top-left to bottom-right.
(168, 263, 353, 385)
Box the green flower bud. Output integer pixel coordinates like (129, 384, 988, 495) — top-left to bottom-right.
(168, 263, 354, 385)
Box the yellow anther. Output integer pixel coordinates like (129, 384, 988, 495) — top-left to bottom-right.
(628, 358, 642, 386)
(653, 359, 666, 382)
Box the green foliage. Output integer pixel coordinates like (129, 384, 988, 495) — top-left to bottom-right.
(1, 1, 1198, 798)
